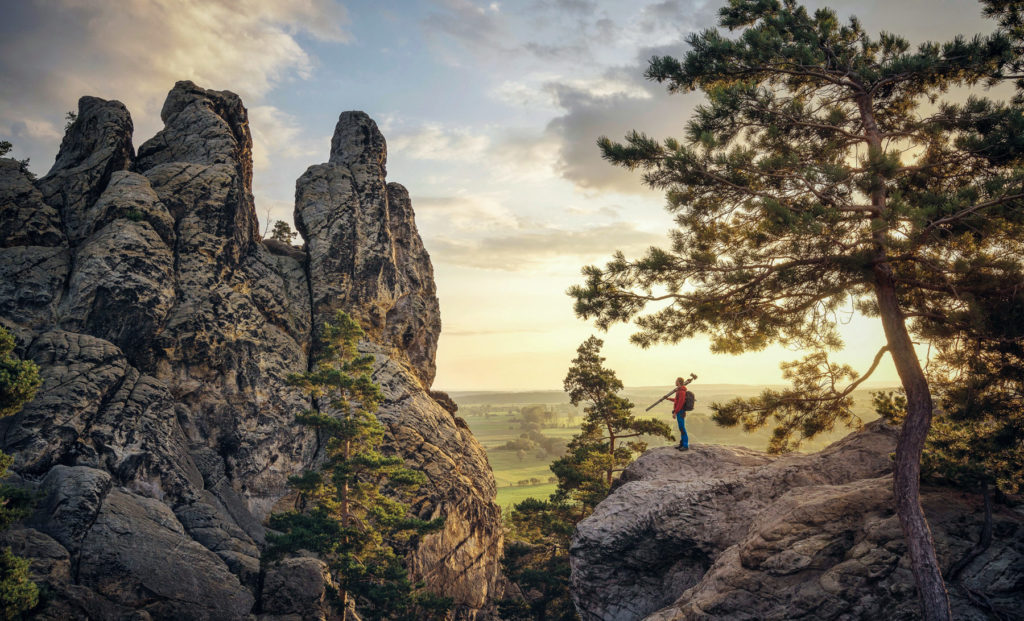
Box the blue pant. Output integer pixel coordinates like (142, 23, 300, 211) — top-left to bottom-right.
(674, 409, 688, 448)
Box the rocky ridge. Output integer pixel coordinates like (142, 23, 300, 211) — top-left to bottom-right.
(571, 421, 1024, 620)
(0, 81, 501, 619)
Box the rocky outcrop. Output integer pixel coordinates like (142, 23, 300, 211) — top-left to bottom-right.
(0, 81, 502, 619)
(571, 421, 1024, 620)
(295, 111, 440, 387)
(295, 112, 498, 608)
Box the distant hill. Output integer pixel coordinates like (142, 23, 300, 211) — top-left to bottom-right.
(448, 384, 897, 408)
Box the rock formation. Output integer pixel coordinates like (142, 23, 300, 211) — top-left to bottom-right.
(570, 421, 1024, 620)
(0, 81, 501, 619)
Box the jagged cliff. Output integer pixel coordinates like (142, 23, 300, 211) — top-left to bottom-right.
(0, 81, 502, 620)
(570, 421, 1024, 620)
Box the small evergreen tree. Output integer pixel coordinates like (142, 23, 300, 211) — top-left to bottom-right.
(0, 327, 41, 617)
(270, 220, 298, 245)
(500, 338, 673, 620)
(267, 312, 448, 621)
(558, 336, 673, 495)
(499, 498, 578, 621)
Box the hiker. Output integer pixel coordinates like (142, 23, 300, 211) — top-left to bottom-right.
(671, 377, 689, 451)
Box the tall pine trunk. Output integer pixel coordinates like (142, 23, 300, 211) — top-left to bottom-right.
(873, 265, 952, 621)
(860, 95, 951, 621)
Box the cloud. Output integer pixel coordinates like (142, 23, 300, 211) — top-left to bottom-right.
(422, 0, 512, 62)
(415, 194, 520, 233)
(637, 0, 713, 36)
(0, 0, 350, 171)
(487, 129, 562, 181)
(531, 0, 597, 14)
(539, 48, 703, 194)
(389, 125, 491, 162)
(427, 222, 662, 270)
(249, 105, 324, 171)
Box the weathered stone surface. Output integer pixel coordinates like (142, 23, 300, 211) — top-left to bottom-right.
(138, 81, 254, 223)
(28, 465, 113, 553)
(295, 111, 500, 612)
(259, 557, 340, 621)
(135, 84, 314, 520)
(295, 113, 441, 388)
(0, 245, 69, 329)
(0, 158, 64, 248)
(77, 487, 254, 619)
(571, 422, 1024, 621)
(0, 83, 502, 619)
(385, 182, 440, 387)
(59, 217, 175, 365)
(175, 493, 261, 588)
(37, 96, 134, 238)
(370, 344, 502, 610)
(75, 170, 175, 245)
(0, 331, 201, 497)
(0, 527, 138, 621)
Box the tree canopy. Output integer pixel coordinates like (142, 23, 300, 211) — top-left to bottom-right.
(569, 1, 1023, 618)
(557, 336, 673, 497)
(269, 220, 298, 245)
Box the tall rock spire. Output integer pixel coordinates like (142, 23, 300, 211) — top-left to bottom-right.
(296, 110, 440, 387)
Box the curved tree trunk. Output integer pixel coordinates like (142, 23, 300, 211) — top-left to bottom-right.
(873, 263, 952, 621)
(859, 92, 952, 621)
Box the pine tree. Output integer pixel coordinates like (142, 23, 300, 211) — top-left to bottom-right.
(499, 498, 578, 621)
(270, 220, 298, 245)
(558, 336, 674, 496)
(500, 337, 672, 620)
(267, 312, 448, 621)
(569, 2, 1023, 618)
(0, 327, 41, 617)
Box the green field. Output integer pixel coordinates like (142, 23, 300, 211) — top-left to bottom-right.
(495, 483, 558, 509)
(453, 385, 891, 512)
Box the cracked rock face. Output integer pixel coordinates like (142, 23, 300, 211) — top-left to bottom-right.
(571, 421, 1024, 621)
(295, 111, 440, 388)
(0, 81, 501, 619)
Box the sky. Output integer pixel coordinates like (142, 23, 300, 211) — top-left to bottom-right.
(0, 0, 1006, 391)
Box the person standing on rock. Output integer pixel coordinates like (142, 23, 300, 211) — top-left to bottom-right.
(670, 377, 689, 451)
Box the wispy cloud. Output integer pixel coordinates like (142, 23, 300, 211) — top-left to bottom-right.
(427, 222, 662, 270)
(416, 193, 520, 233)
(389, 124, 491, 161)
(422, 0, 511, 63)
(0, 0, 350, 168)
(249, 105, 325, 171)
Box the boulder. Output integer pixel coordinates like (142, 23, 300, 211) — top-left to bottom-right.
(570, 421, 1024, 620)
(258, 557, 340, 621)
